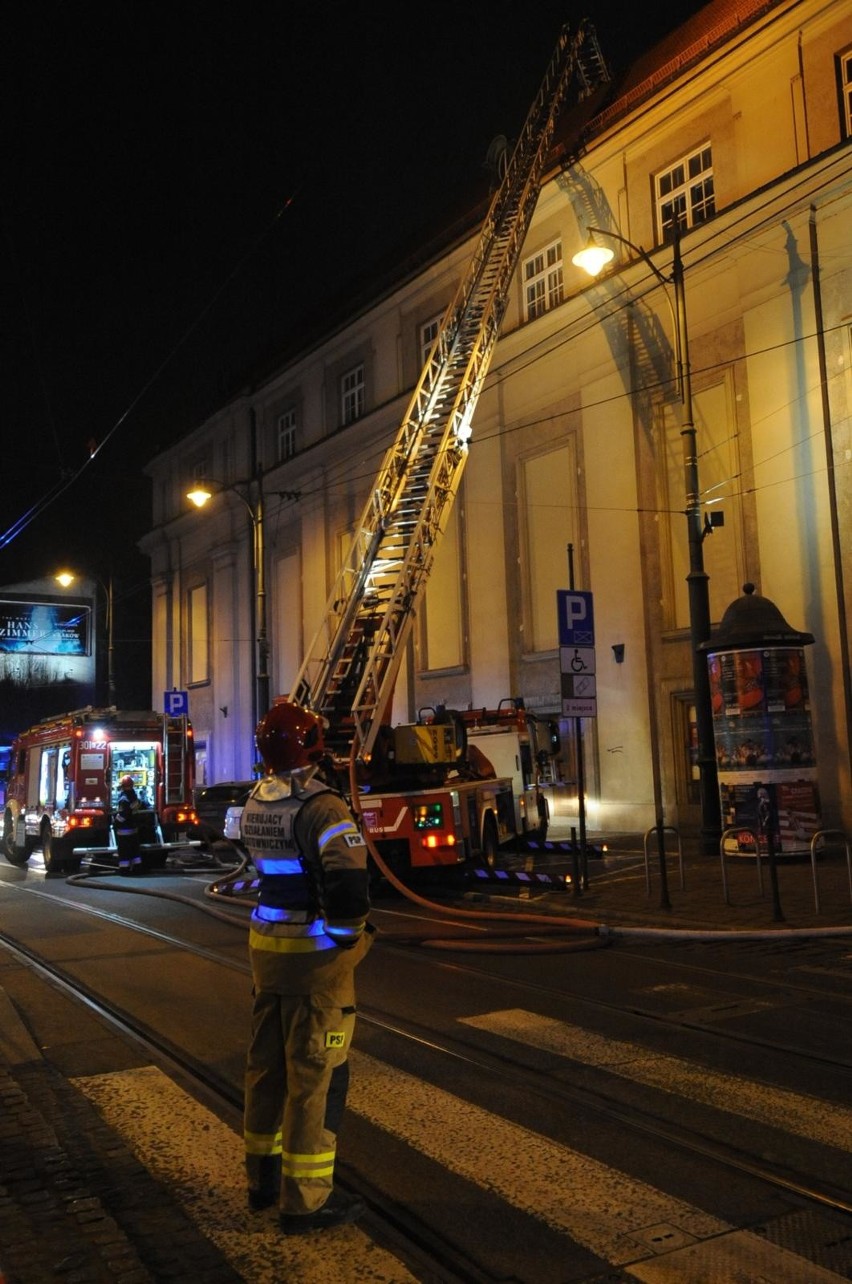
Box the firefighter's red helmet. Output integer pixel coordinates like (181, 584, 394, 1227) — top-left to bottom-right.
(255, 701, 326, 774)
(119, 774, 134, 791)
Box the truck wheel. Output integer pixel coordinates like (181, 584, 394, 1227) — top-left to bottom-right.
(3, 811, 28, 866)
(41, 825, 71, 875)
(481, 813, 500, 869)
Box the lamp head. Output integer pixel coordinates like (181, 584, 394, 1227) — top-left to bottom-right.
(572, 232, 615, 277)
(54, 571, 76, 588)
(186, 486, 213, 509)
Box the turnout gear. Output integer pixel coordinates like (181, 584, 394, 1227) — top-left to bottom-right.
(115, 779, 143, 875)
(242, 749, 372, 1225)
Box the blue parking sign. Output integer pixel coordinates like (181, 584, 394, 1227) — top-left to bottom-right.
(556, 590, 595, 646)
(164, 689, 189, 717)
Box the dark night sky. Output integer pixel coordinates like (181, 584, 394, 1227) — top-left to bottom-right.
(1, 1, 706, 705)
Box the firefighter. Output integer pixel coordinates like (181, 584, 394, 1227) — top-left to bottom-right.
(115, 774, 143, 875)
(242, 700, 373, 1235)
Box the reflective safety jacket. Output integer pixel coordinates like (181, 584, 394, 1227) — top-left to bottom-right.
(241, 772, 371, 995)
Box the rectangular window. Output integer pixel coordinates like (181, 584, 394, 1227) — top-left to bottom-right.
(840, 48, 852, 137)
(274, 549, 302, 695)
(277, 407, 297, 462)
(188, 583, 209, 685)
(423, 502, 464, 671)
(521, 443, 577, 652)
(523, 240, 563, 322)
(420, 315, 441, 366)
(655, 145, 715, 242)
(341, 364, 365, 425)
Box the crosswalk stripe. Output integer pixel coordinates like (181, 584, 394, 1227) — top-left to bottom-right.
(72, 1065, 417, 1284)
(458, 1009, 852, 1151)
(350, 1048, 849, 1280)
(347, 1049, 728, 1265)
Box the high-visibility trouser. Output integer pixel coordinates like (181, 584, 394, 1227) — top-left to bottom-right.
(244, 989, 357, 1214)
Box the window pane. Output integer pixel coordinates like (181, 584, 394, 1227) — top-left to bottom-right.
(655, 146, 714, 241)
(522, 240, 563, 323)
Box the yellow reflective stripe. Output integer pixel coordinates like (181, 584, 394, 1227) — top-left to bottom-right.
(249, 929, 336, 953)
(281, 1148, 336, 1179)
(244, 1129, 283, 1156)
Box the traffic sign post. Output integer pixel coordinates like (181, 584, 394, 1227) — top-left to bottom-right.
(559, 553, 594, 894)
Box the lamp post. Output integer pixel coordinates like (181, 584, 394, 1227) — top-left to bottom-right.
(572, 224, 720, 852)
(187, 478, 270, 726)
(54, 569, 115, 706)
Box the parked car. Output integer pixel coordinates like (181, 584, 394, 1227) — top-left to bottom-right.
(223, 803, 245, 843)
(193, 781, 254, 841)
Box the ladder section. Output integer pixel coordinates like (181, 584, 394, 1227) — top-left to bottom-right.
(162, 716, 187, 805)
(292, 22, 608, 760)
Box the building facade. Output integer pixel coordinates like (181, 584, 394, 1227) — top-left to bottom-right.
(142, 0, 852, 837)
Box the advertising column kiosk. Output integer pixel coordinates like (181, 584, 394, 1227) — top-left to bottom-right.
(700, 583, 818, 855)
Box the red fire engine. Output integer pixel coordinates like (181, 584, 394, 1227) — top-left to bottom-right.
(2, 706, 199, 874)
(354, 712, 517, 879)
(463, 699, 571, 841)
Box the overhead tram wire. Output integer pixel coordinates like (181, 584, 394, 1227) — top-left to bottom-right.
(0, 192, 299, 552)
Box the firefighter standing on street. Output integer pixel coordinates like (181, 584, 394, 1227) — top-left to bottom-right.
(115, 774, 143, 875)
(242, 700, 373, 1235)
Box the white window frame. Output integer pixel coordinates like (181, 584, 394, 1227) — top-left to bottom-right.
(655, 144, 715, 242)
(840, 47, 852, 138)
(276, 407, 297, 462)
(419, 315, 442, 367)
(341, 364, 365, 425)
(523, 239, 563, 322)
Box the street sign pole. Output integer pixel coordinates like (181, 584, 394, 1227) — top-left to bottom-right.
(567, 545, 587, 890)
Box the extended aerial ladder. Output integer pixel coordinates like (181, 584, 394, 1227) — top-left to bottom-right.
(292, 21, 608, 762)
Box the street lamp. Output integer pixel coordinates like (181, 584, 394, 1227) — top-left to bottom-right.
(186, 479, 270, 725)
(572, 224, 721, 852)
(54, 569, 115, 706)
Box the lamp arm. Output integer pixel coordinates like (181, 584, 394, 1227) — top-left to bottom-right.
(584, 226, 670, 290)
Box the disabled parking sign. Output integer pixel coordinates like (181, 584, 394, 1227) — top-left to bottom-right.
(557, 591, 597, 717)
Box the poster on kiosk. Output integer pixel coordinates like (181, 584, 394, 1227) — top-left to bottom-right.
(707, 645, 820, 855)
(702, 583, 819, 856)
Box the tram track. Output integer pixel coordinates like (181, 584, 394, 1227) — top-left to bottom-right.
(1, 889, 850, 1246)
(0, 926, 489, 1284)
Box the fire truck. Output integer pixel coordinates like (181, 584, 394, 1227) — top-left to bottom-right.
(282, 21, 607, 881)
(2, 706, 199, 874)
(354, 711, 517, 878)
(463, 699, 571, 841)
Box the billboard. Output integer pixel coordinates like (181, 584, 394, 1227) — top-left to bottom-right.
(0, 599, 91, 656)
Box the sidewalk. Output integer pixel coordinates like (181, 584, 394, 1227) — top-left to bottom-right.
(520, 833, 852, 935)
(0, 980, 241, 1284)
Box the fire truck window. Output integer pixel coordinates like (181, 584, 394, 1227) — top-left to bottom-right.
(111, 741, 158, 808)
(57, 745, 71, 809)
(39, 748, 57, 808)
